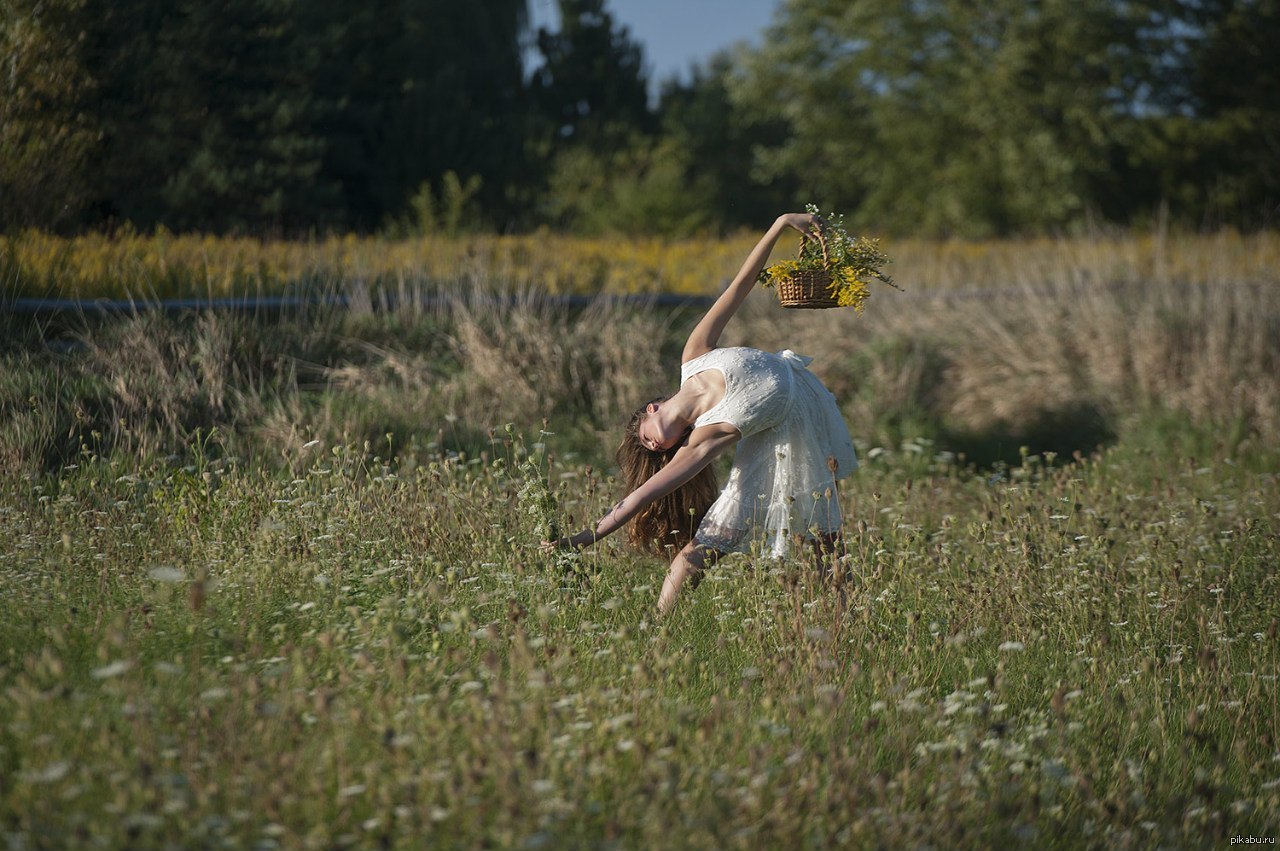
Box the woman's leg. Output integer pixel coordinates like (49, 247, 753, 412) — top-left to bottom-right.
(657, 541, 721, 616)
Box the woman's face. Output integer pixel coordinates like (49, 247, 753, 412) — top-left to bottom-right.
(638, 401, 686, 452)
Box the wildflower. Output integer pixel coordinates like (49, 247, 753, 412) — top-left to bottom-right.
(91, 660, 131, 679)
(22, 762, 70, 783)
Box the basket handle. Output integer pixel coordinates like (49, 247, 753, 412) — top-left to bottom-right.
(797, 224, 831, 269)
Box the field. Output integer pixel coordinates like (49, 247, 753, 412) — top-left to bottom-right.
(1, 231, 1278, 848)
(6, 227, 1280, 300)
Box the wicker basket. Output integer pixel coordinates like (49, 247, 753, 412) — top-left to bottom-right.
(777, 269, 839, 309)
(776, 228, 840, 309)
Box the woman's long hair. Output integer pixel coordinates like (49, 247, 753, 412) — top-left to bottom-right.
(615, 397, 718, 556)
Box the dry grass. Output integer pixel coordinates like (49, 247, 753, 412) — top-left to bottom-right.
(731, 255, 1278, 455)
(3, 252, 1278, 477)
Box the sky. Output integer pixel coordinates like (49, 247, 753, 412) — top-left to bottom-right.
(526, 0, 781, 97)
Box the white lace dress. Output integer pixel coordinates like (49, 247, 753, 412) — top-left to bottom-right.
(681, 347, 858, 558)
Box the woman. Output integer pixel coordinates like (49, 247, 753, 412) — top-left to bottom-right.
(542, 212, 858, 614)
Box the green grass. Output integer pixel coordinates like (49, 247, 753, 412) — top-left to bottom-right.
(2, 253, 1279, 847)
(1, 428, 1276, 849)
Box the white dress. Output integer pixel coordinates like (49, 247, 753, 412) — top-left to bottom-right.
(680, 347, 858, 557)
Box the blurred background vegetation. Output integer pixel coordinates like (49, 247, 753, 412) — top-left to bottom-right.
(2, 0, 1277, 239)
(3, 0, 1279, 473)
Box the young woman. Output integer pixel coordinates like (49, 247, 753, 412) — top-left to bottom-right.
(542, 212, 858, 614)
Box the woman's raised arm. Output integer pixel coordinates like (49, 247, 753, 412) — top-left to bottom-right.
(681, 212, 822, 363)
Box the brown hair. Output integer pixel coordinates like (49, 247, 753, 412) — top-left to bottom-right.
(615, 397, 719, 556)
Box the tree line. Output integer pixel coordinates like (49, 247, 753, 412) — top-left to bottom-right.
(2, 0, 1276, 238)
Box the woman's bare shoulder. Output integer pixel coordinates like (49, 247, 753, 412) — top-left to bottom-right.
(686, 421, 741, 447)
(681, 343, 719, 365)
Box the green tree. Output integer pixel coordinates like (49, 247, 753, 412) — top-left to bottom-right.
(301, 0, 530, 231)
(0, 0, 96, 232)
(657, 54, 795, 231)
(731, 0, 1160, 237)
(80, 0, 330, 232)
(526, 0, 667, 231)
(529, 0, 653, 151)
(541, 136, 715, 235)
(1157, 0, 1280, 227)
(4, 0, 531, 233)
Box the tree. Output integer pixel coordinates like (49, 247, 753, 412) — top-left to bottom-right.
(529, 0, 653, 152)
(0, 0, 96, 232)
(523, 0, 668, 231)
(1157, 0, 1280, 226)
(657, 53, 795, 231)
(300, 0, 530, 231)
(6, 0, 531, 233)
(731, 0, 1161, 236)
(78, 0, 331, 233)
(539, 136, 716, 235)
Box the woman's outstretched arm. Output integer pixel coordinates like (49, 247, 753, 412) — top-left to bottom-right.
(681, 212, 822, 363)
(540, 426, 740, 550)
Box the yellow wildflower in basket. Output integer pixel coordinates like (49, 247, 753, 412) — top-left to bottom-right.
(757, 204, 899, 310)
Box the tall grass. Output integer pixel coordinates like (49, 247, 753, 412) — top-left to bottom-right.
(0, 423, 1276, 847)
(1, 237, 1278, 847)
(745, 271, 1279, 460)
(2, 250, 1277, 474)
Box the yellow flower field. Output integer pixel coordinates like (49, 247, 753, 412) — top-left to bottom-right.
(4, 228, 1279, 300)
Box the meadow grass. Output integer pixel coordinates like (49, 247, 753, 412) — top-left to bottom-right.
(1, 429, 1277, 849)
(1, 234, 1279, 848)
